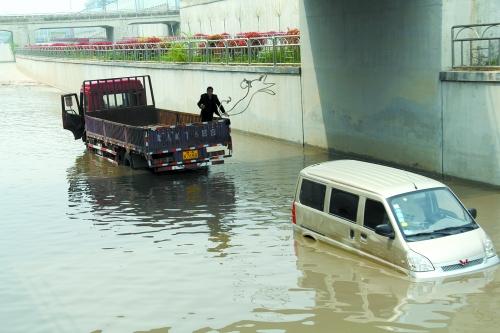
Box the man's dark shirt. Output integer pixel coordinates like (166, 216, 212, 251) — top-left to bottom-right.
(197, 93, 225, 122)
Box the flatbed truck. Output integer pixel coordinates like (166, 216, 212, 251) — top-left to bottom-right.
(61, 75, 232, 172)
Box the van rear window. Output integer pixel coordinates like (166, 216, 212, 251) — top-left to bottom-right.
(299, 179, 326, 211)
(329, 189, 359, 222)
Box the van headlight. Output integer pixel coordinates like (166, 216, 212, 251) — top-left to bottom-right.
(483, 236, 497, 258)
(407, 250, 434, 272)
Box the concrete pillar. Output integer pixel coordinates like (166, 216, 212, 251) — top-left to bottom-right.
(162, 22, 180, 36)
(173, 22, 180, 36)
(105, 26, 115, 42)
(300, 0, 444, 173)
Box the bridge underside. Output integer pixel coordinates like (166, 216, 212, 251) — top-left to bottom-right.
(0, 12, 180, 46)
(301, 0, 444, 172)
(6, 21, 180, 45)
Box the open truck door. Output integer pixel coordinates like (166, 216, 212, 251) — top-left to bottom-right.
(61, 93, 85, 140)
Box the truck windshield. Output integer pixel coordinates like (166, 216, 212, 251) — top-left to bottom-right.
(388, 187, 477, 241)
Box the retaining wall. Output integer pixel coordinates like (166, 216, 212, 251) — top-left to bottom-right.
(16, 56, 304, 144)
(441, 71, 500, 185)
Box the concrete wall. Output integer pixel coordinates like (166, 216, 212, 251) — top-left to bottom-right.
(15, 56, 303, 144)
(441, 72, 500, 185)
(301, 0, 444, 172)
(180, 0, 299, 35)
(0, 43, 14, 62)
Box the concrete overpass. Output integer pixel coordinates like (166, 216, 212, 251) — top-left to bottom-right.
(0, 9, 180, 46)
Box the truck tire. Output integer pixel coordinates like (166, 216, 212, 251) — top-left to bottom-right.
(116, 148, 126, 165)
(124, 152, 135, 169)
(124, 152, 147, 170)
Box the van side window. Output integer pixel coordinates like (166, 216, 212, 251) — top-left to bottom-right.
(329, 189, 359, 222)
(364, 199, 389, 230)
(299, 179, 326, 211)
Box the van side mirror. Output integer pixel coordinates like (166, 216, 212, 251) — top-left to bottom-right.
(468, 208, 477, 219)
(65, 96, 73, 107)
(375, 224, 395, 239)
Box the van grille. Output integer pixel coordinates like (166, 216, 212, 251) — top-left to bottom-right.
(441, 258, 483, 272)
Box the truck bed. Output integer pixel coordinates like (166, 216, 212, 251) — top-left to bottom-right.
(84, 106, 231, 155)
(87, 106, 201, 127)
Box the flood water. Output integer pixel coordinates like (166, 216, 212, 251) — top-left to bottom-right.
(1, 62, 499, 333)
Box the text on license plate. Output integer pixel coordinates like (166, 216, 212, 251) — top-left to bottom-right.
(182, 150, 199, 160)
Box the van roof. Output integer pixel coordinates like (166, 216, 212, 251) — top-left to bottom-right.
(301, 160, 444, 198)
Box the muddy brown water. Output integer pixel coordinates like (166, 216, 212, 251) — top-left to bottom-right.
(0, 63, 499, 333)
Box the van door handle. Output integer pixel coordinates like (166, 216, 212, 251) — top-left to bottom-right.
(349, 229, 355, 239)
(360, 232, 367, 240)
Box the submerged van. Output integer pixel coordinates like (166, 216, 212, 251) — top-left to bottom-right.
(292, 160, 499, 279)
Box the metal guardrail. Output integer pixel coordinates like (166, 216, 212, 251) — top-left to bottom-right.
(15, 35, 301, 66)
(0, 9, 179, 24)
(452, 23, 500, 68)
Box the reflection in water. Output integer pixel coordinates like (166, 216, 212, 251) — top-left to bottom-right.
(203, 233, 497, 333)
(292, 235, 497, 333)
(67, 153, 236, 256)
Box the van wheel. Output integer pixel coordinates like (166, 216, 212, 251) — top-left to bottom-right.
(303, 234, 317, 242)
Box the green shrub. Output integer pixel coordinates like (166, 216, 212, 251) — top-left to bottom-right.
(160, 43, 188, 62)
(256, 46, 301, 64)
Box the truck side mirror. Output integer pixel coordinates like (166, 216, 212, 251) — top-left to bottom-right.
(468, 208, 477, 219)
(65, 96, 73, 107)
(375, 224, 395, 239)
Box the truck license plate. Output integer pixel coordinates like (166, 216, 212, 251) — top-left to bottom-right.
(182, 150, 199, 160)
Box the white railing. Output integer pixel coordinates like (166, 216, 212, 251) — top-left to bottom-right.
(452, 23, 500, 68)
(16, 35, 301, 66)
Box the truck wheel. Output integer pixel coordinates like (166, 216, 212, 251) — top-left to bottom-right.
(199, 166, 209, 174)
(124, 152, 135, 169)
(124, 153, 147, 170)
(116, 149, 126, 165)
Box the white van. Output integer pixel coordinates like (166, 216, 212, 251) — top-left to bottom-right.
(292, 160, 499, 279)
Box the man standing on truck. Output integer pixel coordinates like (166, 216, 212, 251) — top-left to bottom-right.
(197, 86, 226, 122)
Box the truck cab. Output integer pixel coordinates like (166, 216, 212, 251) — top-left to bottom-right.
(82, 78, 147, 113)
(62, 77, 149, 140)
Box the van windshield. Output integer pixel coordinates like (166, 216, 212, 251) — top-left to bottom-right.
(388, 188, 477, 241)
